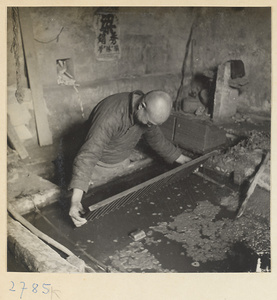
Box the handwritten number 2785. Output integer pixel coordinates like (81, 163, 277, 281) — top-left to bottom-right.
(9, 281, 51, 298)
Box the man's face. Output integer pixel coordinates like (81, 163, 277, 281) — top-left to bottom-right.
(135, 106, 157, 127)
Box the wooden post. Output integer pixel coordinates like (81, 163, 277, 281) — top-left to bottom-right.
(18, 8, 53, 146)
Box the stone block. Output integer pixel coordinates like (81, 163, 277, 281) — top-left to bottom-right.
(7, 216, 79, 273)
(8, 171, 60, 215)
(213, 61, 239, 121)
(9, 186, 60, 215)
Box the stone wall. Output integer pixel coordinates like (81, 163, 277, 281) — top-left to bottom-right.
(7, 7, 271, 141)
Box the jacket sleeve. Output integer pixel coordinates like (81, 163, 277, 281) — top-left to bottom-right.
(143, 126, 182, 163)
(69, 115, 117, 193)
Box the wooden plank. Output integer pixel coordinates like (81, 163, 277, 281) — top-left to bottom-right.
(7, 116, 29, 159)
(18, 8, 53, 146)
(236, 152, 270, 218)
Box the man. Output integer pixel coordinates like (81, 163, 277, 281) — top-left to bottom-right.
(69, 90, 191, 227)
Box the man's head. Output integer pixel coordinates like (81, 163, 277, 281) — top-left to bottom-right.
(135, 90, 173, 126)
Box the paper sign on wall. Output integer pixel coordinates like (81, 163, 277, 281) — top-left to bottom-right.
(94, 11, 121, 61)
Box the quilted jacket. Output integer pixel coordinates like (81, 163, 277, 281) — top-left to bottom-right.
(69, 91, 181, 192)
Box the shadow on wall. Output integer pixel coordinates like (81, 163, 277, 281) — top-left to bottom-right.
(53, 120, 90, 196)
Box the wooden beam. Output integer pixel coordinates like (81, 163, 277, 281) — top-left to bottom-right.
(18, 8, 53, 146)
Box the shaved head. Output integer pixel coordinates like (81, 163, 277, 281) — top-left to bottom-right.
(135, 90, 173, 126)
(144, 91, 173, 124)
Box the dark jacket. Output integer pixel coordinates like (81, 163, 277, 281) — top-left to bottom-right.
(69, 91, 181, 192)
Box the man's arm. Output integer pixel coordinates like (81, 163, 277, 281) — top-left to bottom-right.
(69, 114, 118, 227)
(69, 188, 86, 227)
(144, 126, 192, 164)
(143, 126, 182, 163)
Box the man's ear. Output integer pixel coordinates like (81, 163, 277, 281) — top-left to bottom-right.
(138, 101, 147, 110)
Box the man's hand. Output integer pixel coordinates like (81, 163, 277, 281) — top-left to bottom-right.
(69, 188, 87, 227)
(175, 154, 192, 164)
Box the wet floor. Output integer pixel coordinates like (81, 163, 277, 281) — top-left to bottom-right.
(24, 167, 270, 273)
